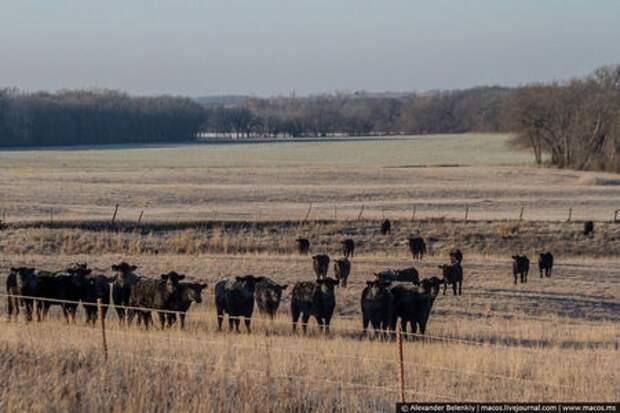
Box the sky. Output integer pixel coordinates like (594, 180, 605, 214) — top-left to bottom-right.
(1, 0, 618, 97)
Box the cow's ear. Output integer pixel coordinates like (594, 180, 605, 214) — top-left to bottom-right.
(161, 274, 169, 280)
(235, 276, 244, 282)
(255, 276, 265, 283)
(85, 269, 92, 275)
(10, 267, 18, 272)
(199, 283, 208, 289)
(280, 284, 288, 290)
(366, 281, 373, 286)
(316, 278, 325, 284)
(177, 274, 185, 280)
(111, 265, 119, 271)
(130, 265, 137, 271)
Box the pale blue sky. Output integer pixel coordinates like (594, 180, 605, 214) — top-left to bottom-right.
(1, 0, 618, 96)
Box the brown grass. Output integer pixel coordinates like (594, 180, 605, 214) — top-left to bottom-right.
(0, 252, 618, 411)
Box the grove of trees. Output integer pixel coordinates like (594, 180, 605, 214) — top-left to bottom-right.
(0, 89, 205, 147)
(512, 65, 620, 173)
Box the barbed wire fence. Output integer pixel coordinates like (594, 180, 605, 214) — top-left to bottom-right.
(1, 292, 615, 402)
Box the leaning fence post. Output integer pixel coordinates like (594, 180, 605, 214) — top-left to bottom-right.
(567, 208, 572, 222)
(519, 205, 525, 222)
(303, 203, 312, 223)
(111, 204, 119, 225)
(614, 209, 619, 223)
(137, 210, 144, 226)
(396, 327, 405, 403)
(464, 206, 469, 221)
(357, 204, 365, 221)
(411, 205, 416, 223)
(97, 299, 108, 362)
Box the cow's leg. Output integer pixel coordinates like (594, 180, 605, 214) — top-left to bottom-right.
(157, 312, 166, 330)
(228, 317, 235, 332)
(458, 281, 462, 296)
(363, 316, 370, 336)
(180, 313, 186, 329)
(301, 313, 310, 334)
(116, 308, 126, 324)
(292, 308, 300, 333)
(7, 296, 14, 322)
(443, 281, 447, 295)
(61, 305, 70, 324)
(244, 317, 251, 334)
(216, 309, 224, 331)
(324, 315, 332, 335)
(452, 281, 457, 296)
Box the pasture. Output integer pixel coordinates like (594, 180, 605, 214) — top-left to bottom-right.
(0, 134, 619, 412)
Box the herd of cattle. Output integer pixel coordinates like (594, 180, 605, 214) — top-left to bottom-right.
(5, 220, 557, 337)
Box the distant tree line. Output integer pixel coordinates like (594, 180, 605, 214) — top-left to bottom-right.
(201, 86, 514, 138)
(511, 65, 620, 173)
(0, 89, 205, 147)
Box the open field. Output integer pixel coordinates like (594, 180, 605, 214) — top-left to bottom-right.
(1, 134, 619, 411)
(1, 134, 619, 223)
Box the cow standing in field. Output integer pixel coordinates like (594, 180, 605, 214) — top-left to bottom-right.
(449, 249, 463, 264)
(291, 278, 338, 334)
(380, 219, 391, 235)
(438, 263, 463, 296)
(254, 278, 287, 319)
(408, 236, 427, 260)
(296, 238, 310, 255)
(512, 255, 530, 284)
(375, 267, 419, 284)
(538, 252, 554, 278)
(82, 273, 113, 325)
(341, 239, 355, 258)
(111, 262, 140, 324)
(127, 271, 185, 329)
(584, 221, 594, 237)
(6, 267, 38, 322)
(390, 277, 443, 335)
(312, 254, 330, 279)
(333, 257, 351, 287)
(167, 282, 208, 329)
(361, 279, 394, 339)
(35, 263, 91, 323)
(215, 275, 264, 333)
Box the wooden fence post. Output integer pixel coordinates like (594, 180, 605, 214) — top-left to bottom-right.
(357, 205, 365, 221)
(111, 204, 119, 225)
(303, 203, 312, 223)
(334, 206, 337, 221)
(411, 206, 416, 223)
(519, 205, 525, 222)
(97, 299, 108, 362)
(396, 327, 405, 403)
(567, 208, 572, 222)
(49, 209, 53, 224)
(464, 206, 469, 222)
(137, 210, 144, 226)
(614, 209, 619, 223)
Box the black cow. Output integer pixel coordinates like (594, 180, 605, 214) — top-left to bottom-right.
(380, 219, 391, 235)
(438, 263, 463, 296)
(167, 282, 208, 329)
(408, 236, 427, 260)
(215, 275, 264, 333)
(390, 277, 442, 335)
(127, 271, 185, 329)
(35, 263, 91, 323)
(333, 257, 351, 287)
(512, 255, 530, 284)
(312, 254, 330, 279)
(375, 267, 419, 284)
(111, 262, 140, 323)
(291, 278, 339, 334)
(449, 249, 463, 264)
(361, 279, 394, 339)
(584, 221, 594, 237)
(6, 267, 38, 322)
(82, 273, 113, 325)
(538, 252, 554, 278)
(296, 238, 310, 255)
(254, 278, 288, 319)
(341, 239, 355, 258)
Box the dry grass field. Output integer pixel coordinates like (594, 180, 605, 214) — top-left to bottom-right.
(0, 134, 619, 412)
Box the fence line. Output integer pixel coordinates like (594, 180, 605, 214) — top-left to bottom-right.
(119, 352, 464, 401)
(2, 293, 617, 356)
(97, 328, 574, 389)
